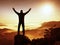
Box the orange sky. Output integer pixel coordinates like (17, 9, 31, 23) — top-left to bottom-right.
(0, 0, 60, 31)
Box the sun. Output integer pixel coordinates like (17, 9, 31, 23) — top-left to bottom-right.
(38, 3, 54, 20)
(41, 5, 53, 15)
(39, 3, 54, 15)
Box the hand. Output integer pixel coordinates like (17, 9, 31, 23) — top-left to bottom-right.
(29, 8, 31, 10)
(12, 8, 15, 10)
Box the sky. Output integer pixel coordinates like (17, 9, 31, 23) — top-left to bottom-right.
(0, 0, 60, 31)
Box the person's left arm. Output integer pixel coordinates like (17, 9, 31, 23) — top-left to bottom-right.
(24, 8, 31, 15)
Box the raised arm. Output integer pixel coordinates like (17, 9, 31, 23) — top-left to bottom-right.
(12, 8, 19, 14)
(24, 8, 31, 15)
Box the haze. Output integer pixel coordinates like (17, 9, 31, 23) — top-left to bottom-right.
(0, 0, 60, 31)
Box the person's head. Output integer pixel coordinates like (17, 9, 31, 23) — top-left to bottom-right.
(20, 10, 23, 13)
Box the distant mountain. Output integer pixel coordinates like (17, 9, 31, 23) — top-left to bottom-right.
(40, 21, 60, 29)
(0, 28, 44, 40)
(0, 28, 44, 45)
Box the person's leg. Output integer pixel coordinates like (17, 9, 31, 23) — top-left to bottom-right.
(22, 22, 25, 36)
(18, 22, 21, 35)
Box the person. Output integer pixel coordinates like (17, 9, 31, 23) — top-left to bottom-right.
(12, 8, 31, 36)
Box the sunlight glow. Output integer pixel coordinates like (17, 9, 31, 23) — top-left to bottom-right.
(41, 4, 53, 15)
(38, 3, 54, 21)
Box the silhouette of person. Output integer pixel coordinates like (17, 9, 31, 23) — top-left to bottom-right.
(12, 8, 31, 36)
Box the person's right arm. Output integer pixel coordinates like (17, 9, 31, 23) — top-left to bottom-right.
(12, 8, 19, 14)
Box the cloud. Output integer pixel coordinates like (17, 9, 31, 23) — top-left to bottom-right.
(0, 23, 6, 26)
